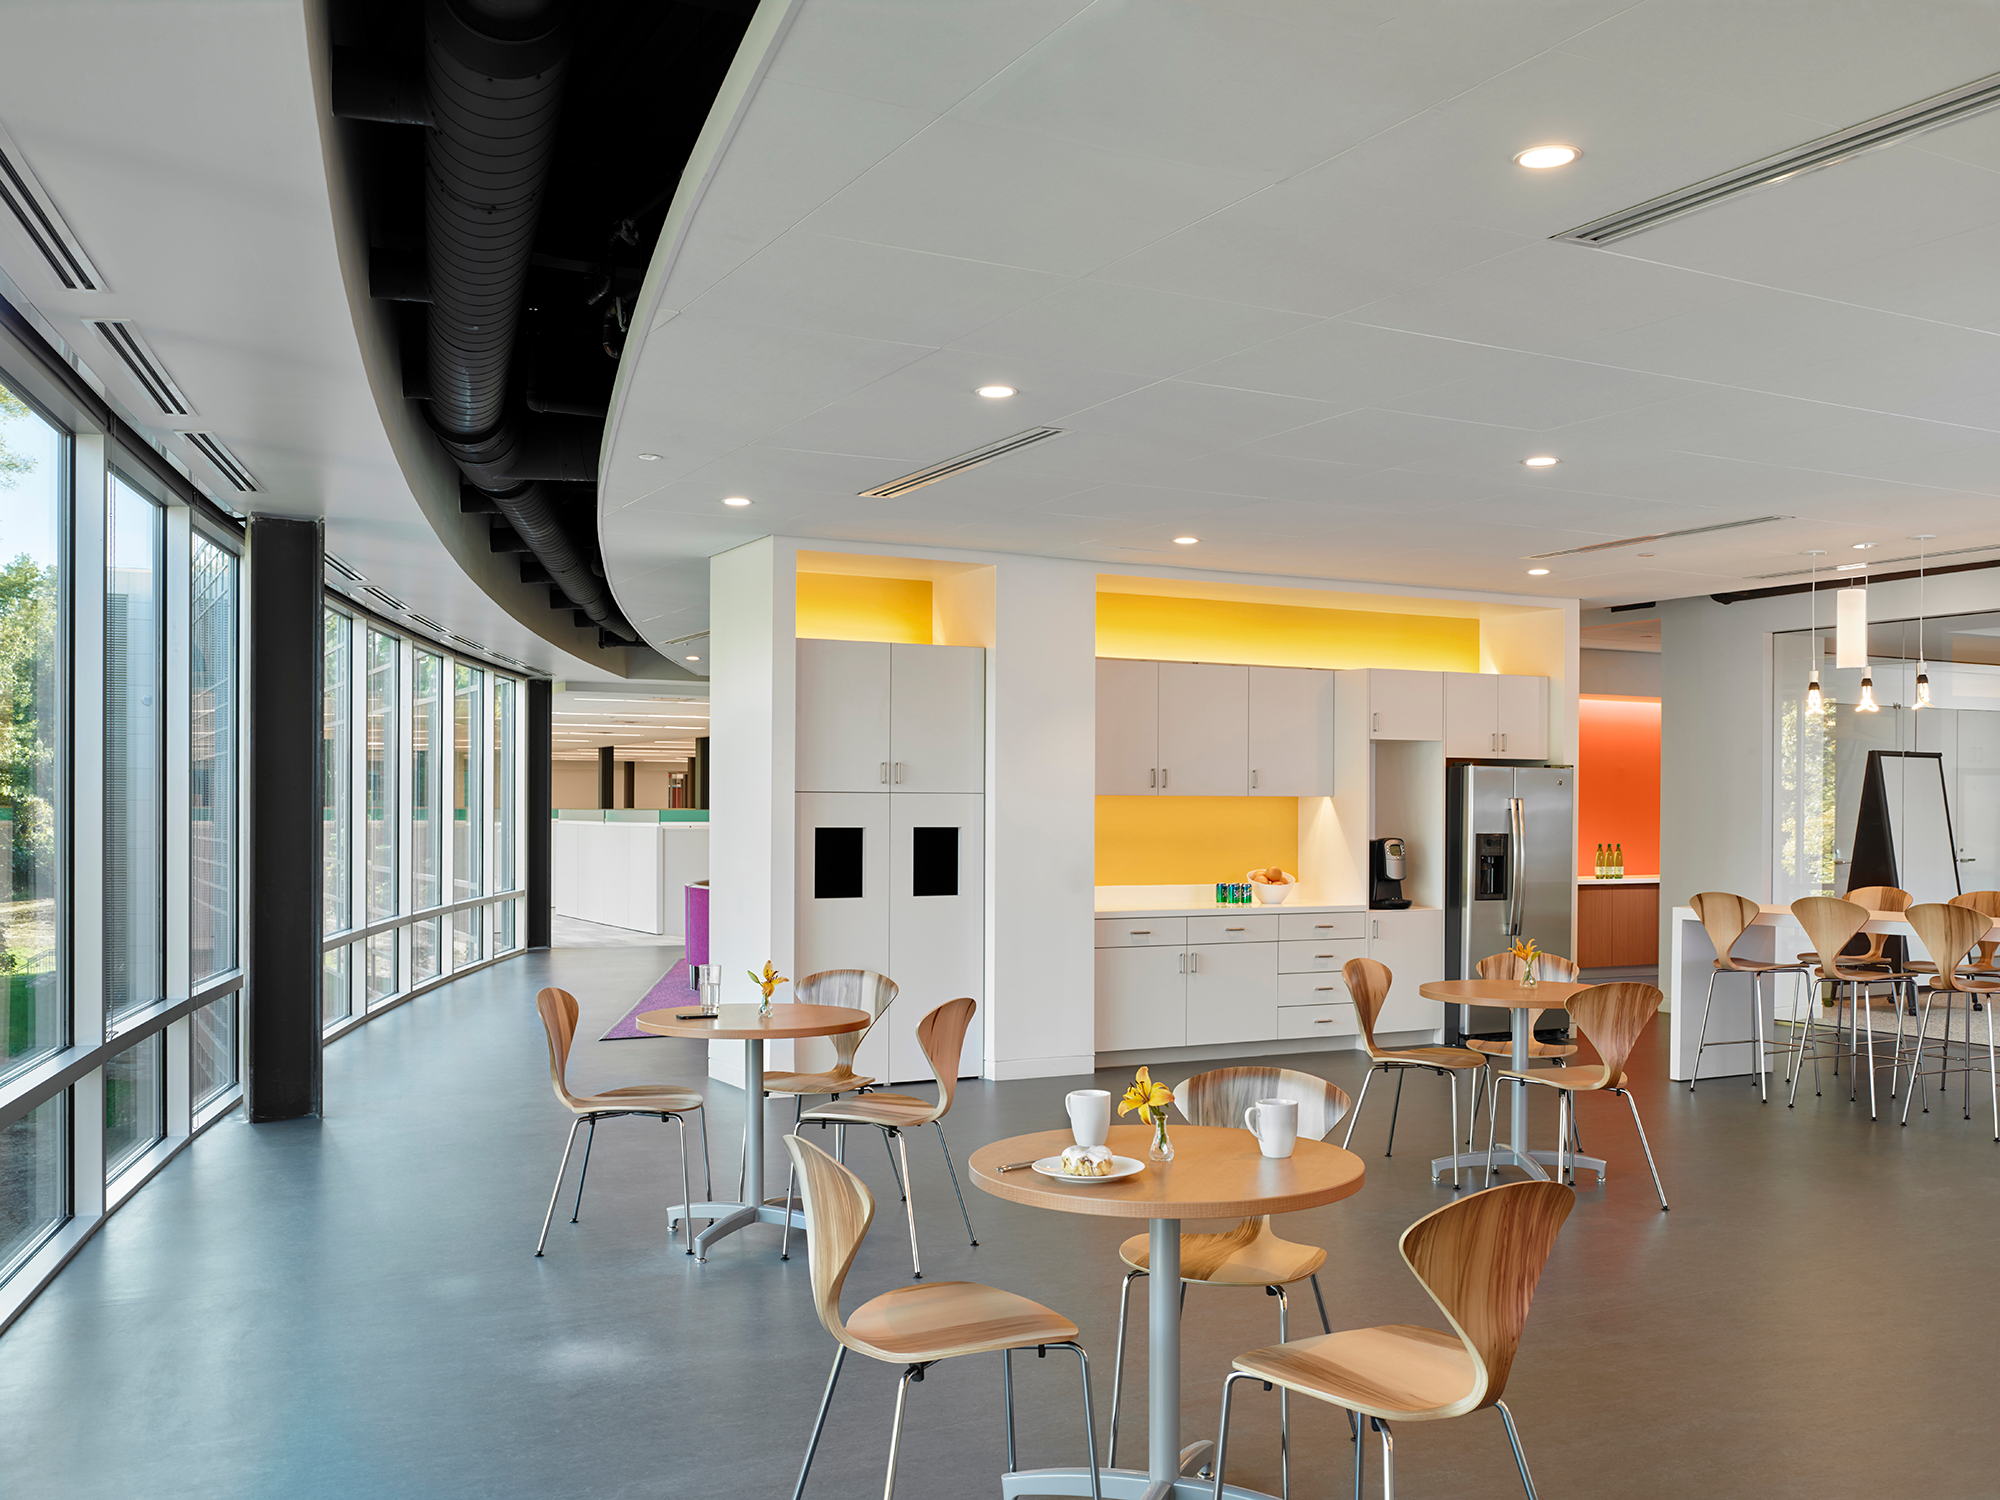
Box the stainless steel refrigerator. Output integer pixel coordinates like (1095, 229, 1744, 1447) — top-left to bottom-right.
(1445, 764, 1575, 1045)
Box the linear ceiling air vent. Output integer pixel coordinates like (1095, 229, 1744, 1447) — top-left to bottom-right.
(0, 122, 105, 292)
(1748, 540, 2000, 581)
(184, 432, 258, 493)
(858, 427, 1065, 499)
(362, 585, 410, 612)
(91, 320, 192, 417)
(1524, 515, 1790, 560)
(325, 554, 367, 584)
(408, 613, 446, 633)
(1558, 71, 2000, 244)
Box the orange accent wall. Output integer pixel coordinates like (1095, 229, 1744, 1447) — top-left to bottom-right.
(1577, 696, 1660, 877)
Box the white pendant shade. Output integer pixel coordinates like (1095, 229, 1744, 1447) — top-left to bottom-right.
(1836, 586, 1868, 668)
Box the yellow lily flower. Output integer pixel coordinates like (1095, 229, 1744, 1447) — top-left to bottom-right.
(1119, 1065, 1176, 1124)
(747, 961, 789, 1000)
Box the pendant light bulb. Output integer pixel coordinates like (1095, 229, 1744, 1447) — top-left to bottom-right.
(1916, 670, 1932, 709)
(1806, 674, 1824, 715)
(1857, 675, 1880, 713)
(1803, 549, 1826, 715)
(1913, 533, 1934, 711)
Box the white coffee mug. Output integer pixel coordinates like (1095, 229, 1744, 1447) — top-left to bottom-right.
(1243, 1097, 1298, 1159)
(1066, 1088, 1112, 1149)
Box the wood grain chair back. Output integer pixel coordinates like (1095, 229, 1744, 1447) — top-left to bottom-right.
(1342, 957, 1393, 1056)
(1909, 904, 1987, 993)
(794, 969, 899, 1072)
(1792, 896, 1871, 978)
(1949, 891, 2000, 968)
(1400, 1180, 1574, 1416)
(1474, 952, 1581, 983)
(915, 997, 978, 1118)
(784, 1133, 877, 1346)
(1842, 886, 1910, 962)
(1689, 893, 1764, 970)
(536, 987, 586, 1110)
(1173, 1067, 1351, 1141)
(1562, 983, 1663, 1087)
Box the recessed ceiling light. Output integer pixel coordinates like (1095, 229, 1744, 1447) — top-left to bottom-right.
(685, 654, 700, 661)
(1852, 541, 1877, 549)
(1173, 536, 1199, 545)
(1522, 455, 1560, 468)
(1514, 145, 1580, 170)
(1527, 568, 1551, 576)
(638, 452, 661, 461)
(976, 385, 1016, 399)
(723, 496, 751, 507)
(1836, 562, 1866, 571)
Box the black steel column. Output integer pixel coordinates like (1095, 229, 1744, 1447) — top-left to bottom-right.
(526, 678, 551, 949)
(693, 735, 709, 810)
(597, 744, 614, 808)
(622, 759, 635, 808)
(246, 515, 324, 1122)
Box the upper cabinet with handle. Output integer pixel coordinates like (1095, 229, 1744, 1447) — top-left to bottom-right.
(797, 640, 985, 793)
(1157, 662, 1248, 795)
(1096, 658, 1160, 794)
(1247, 666, 1334, 795)
(1095, 659, 1332, 796)
(1443, 671, 1548, 759)
(1356, 669, 1443, 740)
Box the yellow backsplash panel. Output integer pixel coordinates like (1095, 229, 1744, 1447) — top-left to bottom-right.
(1096, 796, 1299, 886)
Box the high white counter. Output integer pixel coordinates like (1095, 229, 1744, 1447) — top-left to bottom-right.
(553, 820, 709, 936)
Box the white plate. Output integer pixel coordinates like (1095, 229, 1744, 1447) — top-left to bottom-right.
(1031, 1154, 1146, 1185)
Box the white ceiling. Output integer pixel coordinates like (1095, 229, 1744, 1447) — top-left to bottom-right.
(601, 0, 2000, 651)
(552, 692, 709, 761)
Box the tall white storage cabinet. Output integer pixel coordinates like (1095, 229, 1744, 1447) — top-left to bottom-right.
(795, 640, 985, 1083)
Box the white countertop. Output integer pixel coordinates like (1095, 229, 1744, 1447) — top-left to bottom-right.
(1577, 875, 1659, 885)
(1094, 898, 1423, 918)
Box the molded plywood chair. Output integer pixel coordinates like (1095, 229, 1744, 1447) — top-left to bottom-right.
(764, 970, 897, 1260)
(1466, 952, 1582, 1151)
(785, 1134, 1101, 1500)
(1209, 1180, 1575, 1500)
(1687, 892, 1811, 1102)
(1905, 904, 2000, 1132)
(1948, 891, 2000, 975)
(1792, 896, 1920, 1116)
(533, 987, 710, 1257)
(1340, 958, 1486, 1186)
(1491, 982, 1669, 1210)
(1105, 1068, 1351, 1498)
(797, 997, 979, 1278)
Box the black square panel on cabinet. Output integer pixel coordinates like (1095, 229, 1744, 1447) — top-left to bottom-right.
(814, 827, 865, 899)
(911, 826, 959, 897)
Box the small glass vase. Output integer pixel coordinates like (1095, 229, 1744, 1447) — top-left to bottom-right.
(1148, 1113, 1174, 1162)
(759, 992, 774, 1018)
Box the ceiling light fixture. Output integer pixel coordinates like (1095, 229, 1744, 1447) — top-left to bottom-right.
(1521, 455, 1560, 468)
(1527, 568, 1551, 576)
(723, 496, 751, 506)
(1913, 534, 1936, 708)
(1174, 536, 1199, 545)
(1514, 145, 1580, 169)
(638, 453, 661, 461)
(1803, 551, 1826, 715)
(1840, 546, 1877, 710)
(976, 385, 1016, 399)
(685, 655, 699, 662)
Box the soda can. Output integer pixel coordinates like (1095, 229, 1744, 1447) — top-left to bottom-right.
(1232, 882, 1248, 904)
(1216, 882, 1229, 905)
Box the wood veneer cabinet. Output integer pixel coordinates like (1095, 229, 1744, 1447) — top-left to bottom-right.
(1576, 881, 1659, 967)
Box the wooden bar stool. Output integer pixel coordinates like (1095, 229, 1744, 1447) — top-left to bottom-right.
(1209, 1180, 1575, 1500)
(1104, 1067, 1350, 1499)
(1791, 896, 1920, 1116)
(1948, 891, 2000, 983)
(1905, 904, 2000, 1131)
(785, 1134, 1102, 1500)
(1340, 957, 1485, 1185)
(1688, 892, 1811, 1102)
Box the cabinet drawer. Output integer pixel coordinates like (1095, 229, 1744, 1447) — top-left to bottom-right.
(1279, 1003, 1356, 1040)
(1278, 911, 1364, 942)
(1096, 917, 1187, 949)
(1187, 913, 1279, 944)
(1279, 938, 1366, 974)
(1280, 971, 1350, 1007)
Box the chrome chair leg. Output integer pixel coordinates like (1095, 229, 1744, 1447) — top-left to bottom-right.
(1107, 1267, 1144, 1467)
(1052, 1341, 1103, 1500)
(1274, 1286, 1290, 1500)
(1309, 1271, 1330, 1333)
(1384, 1067, 1407, 1156)
(935, 1120, 978, 1246)
(1690, 969, 1720, 1089)
(1903, 987, 1938, 1125)
(792, 1345, 846, 1500)
(1618, 1088, 1668, 1210)
(882, 1127, 907, 1202)
(1484, 1065, 1503, 1186)
(1340, 1065, 1378, 1150)
(675, 1114, 694, 1256)
(534, 1116, 585, 1256)
(1496, 1400, 1538, 1500)
(1448, 1069, 1461, 1190)
(1753, 971, 1769, 1102)
(894, 1130, 922, 1279)
(1211, 1370, 1255, 1500)
(699, 1105, 714, 1197)
(1377, 1417, 1395, 1500)
(883, 1363, 921, 1500)
(1002, 1348, 1017, 1473)
(570, 1116, 598, 1223)
(782, 1096, 805, 1260)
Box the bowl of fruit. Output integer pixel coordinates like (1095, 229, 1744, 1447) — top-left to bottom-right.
(1247, 867, 1297, 904)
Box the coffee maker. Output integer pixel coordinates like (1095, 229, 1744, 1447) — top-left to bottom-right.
(1369, 837, 1411, 909)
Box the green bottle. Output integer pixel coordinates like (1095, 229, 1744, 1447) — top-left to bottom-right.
(1614, 843, 1624, 879)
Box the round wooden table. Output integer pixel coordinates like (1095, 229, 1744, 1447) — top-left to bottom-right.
(1418, 979, 1598, 1186)
(971, 1123, 1364, 1499)
(636, 1002, 871, 1260)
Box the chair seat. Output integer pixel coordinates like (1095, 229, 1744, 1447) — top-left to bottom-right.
(1501, 1063, 1626, 1092)
(1717, 959, 1811, 974)
(843, 1280, 1078, 1360)
(799, 1091, 938, 1129)
(1464, 1036, 1577, 1060)
(1371, 1045, 1485, 1071)
(1232, 1324, 1476, 1421)
(1117, 1218, 1326, 1287)
(567, 1083, 703, 1116)
(764, 1068, 875, 1096)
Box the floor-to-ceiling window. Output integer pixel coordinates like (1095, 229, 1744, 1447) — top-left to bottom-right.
(452, 665, 483, 966)
(322, 608, 353, 1027)
(491, 676, 515, 953)
(412, 650, 442, 983)
(104, 477, 164, 1028)
(364, 630, 398, 1008)
(188, 534, 238, 1109)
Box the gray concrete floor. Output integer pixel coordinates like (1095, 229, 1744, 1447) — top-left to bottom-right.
(4, 946, 1998, 1499)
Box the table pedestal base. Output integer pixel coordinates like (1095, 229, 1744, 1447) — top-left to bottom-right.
(1429, 1146, 1607, 1183)
(1001, 1467, 1271, 1500)
(666, 1200, 808, 1260)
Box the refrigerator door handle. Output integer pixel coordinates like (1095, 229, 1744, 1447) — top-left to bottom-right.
(1507, 796, 1527, 936)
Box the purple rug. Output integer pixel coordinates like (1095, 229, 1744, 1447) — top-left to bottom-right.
(601, 958, 697, 1040)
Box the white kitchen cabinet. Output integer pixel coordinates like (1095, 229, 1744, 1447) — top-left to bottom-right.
(1157, 662, 1248, 795)
(1278, 911, 1366, 942)
(1494, 675, 1549, 760)
(1094, 917, 1188, 949)
(1188, 913, 1279, 944)
(1443, 672, 1500, 758)
(1187, 941, 1278, 1046)
(1366, 907, 1445, 1034)
(1355, 669, 1443, 741)
(890, 644, 984, 792)
(1248, 666, 1334, 795)
(1096, 658, 1159, 794)
(1279, 1003, 1356, 1040)
(886, 792, 984, 1080)
(795, 790, 892, 986)
(1280, 971, 1352, 1007)
(1279, 938, 1365, 973)
(797, 640, 891, 792)
(1096, 944, 1186, 1051)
